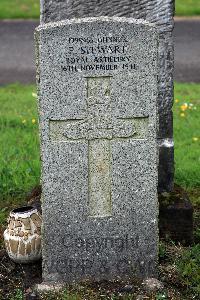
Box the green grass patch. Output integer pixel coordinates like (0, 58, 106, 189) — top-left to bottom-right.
(0, 83, 40, 210)
(175, 244, 200, 295)
(0, 0, 200, 19)
(176, 0, 200, 16)
(0, 0, 40, 19)
(174, 82, 200, 189)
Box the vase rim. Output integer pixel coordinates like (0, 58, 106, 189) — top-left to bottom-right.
(11, 206, 36, 214)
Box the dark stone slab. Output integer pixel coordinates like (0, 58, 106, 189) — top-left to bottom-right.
(159, 185, 193, 246)
(158, 141, 174, 193)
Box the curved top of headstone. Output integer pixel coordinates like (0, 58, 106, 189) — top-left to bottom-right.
(36, 16, 156, 32)
(40, 0, 174, 32)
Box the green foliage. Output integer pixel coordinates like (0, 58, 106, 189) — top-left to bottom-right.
(194, 227, 200, 243)
(176, 0, 200, 16)
(159, 242, 167, 260)
(39, 289, 135, 300)
(9, 289, 23, 300)
(156, 292, 167, 300)
(174, 82, 200, 189)
(176, 244, 200, 295)
(0, 207, 8, 225)
(61, 290, 81, 300)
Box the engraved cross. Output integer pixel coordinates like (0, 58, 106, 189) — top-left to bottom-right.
(49, 77, 149, 217)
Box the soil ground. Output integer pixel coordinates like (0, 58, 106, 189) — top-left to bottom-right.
(0, 187, 199, 299)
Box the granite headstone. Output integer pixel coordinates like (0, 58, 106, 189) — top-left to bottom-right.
(40, 0, 174, 193)
(35, 17, 159, 283)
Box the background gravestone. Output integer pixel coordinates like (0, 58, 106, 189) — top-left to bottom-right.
(35, 17, 159, 282)
(40, 0, 175, 193)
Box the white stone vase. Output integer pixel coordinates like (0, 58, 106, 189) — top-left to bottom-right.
(4, 206, 42, 263)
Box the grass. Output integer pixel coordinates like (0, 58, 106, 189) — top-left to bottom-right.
(174, 83, 200, 189)
(0, 0, 40, 19)
(176, 0, 200, 16)
(0, 83, 40, 218)
(175, 244, 200, 295)
(0, 0, 200, 19)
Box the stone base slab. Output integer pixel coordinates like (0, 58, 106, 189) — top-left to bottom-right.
(35, 282, 65, 293)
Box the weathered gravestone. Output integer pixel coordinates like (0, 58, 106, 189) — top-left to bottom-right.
(40, 0, 174, 193)
(35, 17, 159, 283)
